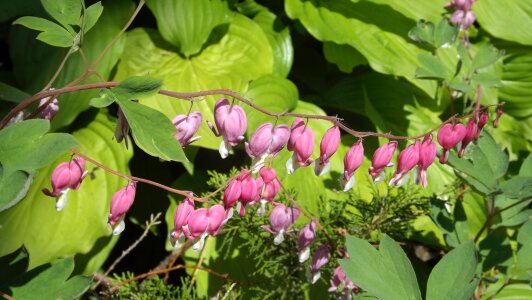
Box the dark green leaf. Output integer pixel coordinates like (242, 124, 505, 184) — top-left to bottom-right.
(471, 44, 504, 70)
(445, 201, 470, 247)
(426, 241, 478, 300)
(478, 228, 513, 272)
(83, 2, 103, 33)
(115, 96, 186, 162)
(517, 221, 532, 273)
(323, 42, 367, 73)
(0, 167, 33, 212)
(500, 176, 532, 200)
(408, 20, 435, 45)
(40, 0, 81, 27)
(433, 19, 456, 48)
(89, 89, 117, 108)
(13, 16, 74, 47)
(495, 194, 531, 228)
(0, 82, 30, 103)
(0, 246, 29, 290)
(145, 0, 232, 57)
(416, 54, 449, 80)
(113, 76, 163, 99)
(520, 153, 532, 176)
(0, 119, 78, 177)
(518, 220, 532, 245)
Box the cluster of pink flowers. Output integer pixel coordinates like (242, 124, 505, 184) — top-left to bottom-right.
(448, 0, 476, 29)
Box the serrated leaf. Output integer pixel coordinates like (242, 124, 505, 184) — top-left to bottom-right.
(0, 167, 33, 212)
(13, 16, 74, 47)
(89, 89, 117, 108)
(40, 0, 81, 28)
(0, 112, 130, 273)
(416, 54, 449, 80)
(426, 241, 478, 300)
(471, 44, 504, 70)
(145, 0, 232, 57)
(115, 96, 186, 162)
(0, 119, 78, 177)
(83, 2, 103, 34)
(433, 19, 456, 48)
(323, 42, 367, 73)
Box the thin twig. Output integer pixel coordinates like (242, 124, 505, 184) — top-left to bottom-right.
(42, 50, 73, 91)
(0, 292, 14, 300)
(94, 213, 162, 288)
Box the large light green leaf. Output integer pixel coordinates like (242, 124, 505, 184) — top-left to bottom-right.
(499, 50, 532, 119)
(368, 0, 446, 22)
(145, 0, 232, 57)
(114, 14, 273, 150)
(10, 0, 134, 130)
(474, 0, 532, 46)
(285, 0, 436, 96)
(0, 112, 132, 272)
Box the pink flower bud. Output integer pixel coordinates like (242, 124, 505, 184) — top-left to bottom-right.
(448, 0, 475, 10)
(309, 245, 331, 284)
(417, 135, 437, 188)
(437, 123, 467, 163)
(389, 141, 421, 187)
(343, 139, 364, 191)
(450, 10, 476, 29)
(207, 205, 227, 236)
(223, 179, 241, 209)
(238, 171, 259, 215)
(183, 205, 230, 251)
(458, 118, 477, 157)
(245, 123, 290, 160)
(369, 141, 398, 182)
(185, 208, 209, 239)
(108, 182, 136, 235)
(262, 203, 300, 245)
(286, 119, 315, 174)
(298, 221, 316, 263)
(42, 157, 87, 211)
(114, 107, 131, 149)
(173, 111, 202, 147)
(475, 111, 489, 140)
(39, 94, 59, 121)
(314, 126, 341, 176)
(328, 266, 360, 294)
(213, 98, 247, 158)
(170, 197, 195, 248)
(493, 108, 503, 128)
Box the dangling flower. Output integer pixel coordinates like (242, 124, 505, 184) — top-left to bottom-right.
(223, 178, 241, 210)
(261, 203, 300, 245)
(183, 205, 229, 251)
(475, 111, 489, 140)
(450, 10, 476, 29)
(328, 266, 361, 298)
(368, 141, 398, 183)
(493, 108, 503, 128)
(237, 170, 259, 217)
(209, 98, 247, 159)
(256, 167, 282, 215)
(173, 111, 202, 147)
(245, 123, 290, 171)
(315, 126, 341, 176)
(437, 123, 467, 164)
(389, 141, 421, 187)
(108, 182, 137, 235)
(38, 90, 59, 121)
(458, 118, 477, 157)
(416, 135, 437, 188)
(286, 119, 315, 174)
(308, 245, 331, 284)
(114, 107, 131, 149)
(298, 221, 316, 263)
(42, 157, 87, 211)
(342, 139, 364, 191)
(170, 197, 195, 249)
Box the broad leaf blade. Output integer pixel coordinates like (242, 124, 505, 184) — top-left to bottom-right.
(13, 16, 73, 47)
(40, 0, 81, 27)
(0, 167, 33, 212)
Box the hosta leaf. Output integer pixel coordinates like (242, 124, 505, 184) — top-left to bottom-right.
(323, 42, 367, 73)
(499, 50, 532, 119)
(145, 0, 232, 57)
(0, 112, 132, 273)
(114, 14, 273, 150)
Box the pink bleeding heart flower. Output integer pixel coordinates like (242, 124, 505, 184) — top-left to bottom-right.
(450, 10, 476, 29)
(389, 141, 421, 187)
(223, 178, 241, 210)
(209, 98, 247, 159)
(437, 123, 467, 164)
(286, 119, 315, 174)
(245, 123, 290, 170)
(298, 221, 316, 263)
(38, 91, 59, 121)
(343, 139, 364, 191)
(308, 245, 331, 284)
(114, 107, 131, 149)
(448, 0, 475, 10)
(493, 108, 503, 128)
(170, 197, 195, 248)
(236, 170, 259, 217)
(42, 157, 87, 211)
(256, 167, 282, 215)
(475, 111, 489, 140)
(458, 118, 477, 157)
(206, 204, 227, 236)
(183, 205, 229, 251)
(315, 126, 341, 176)
(368, 141, 398, 183)
(328, 266, 361, 295)
(173, 111, 202, 147)
(108, 182, 136, 235)
(261, 203, 300, 245)
(416, 135, 437, 188)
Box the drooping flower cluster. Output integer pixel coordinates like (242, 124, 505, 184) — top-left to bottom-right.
(448, 0, 476, 29)
(329, 266, 361, 299)
(42, 157, 87, 211)
(261, 203, 300, 245)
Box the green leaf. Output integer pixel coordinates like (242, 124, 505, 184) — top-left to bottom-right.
(426, 241, 478, 300)
(0, 81, 30, 103)
(253, 10, 293, 77)
(478, 228, 513, 272)
(0, 112, 131, 273)
(416, 54, 449, 80)
(323, 42, 367, 73)
(40, 0, 81, 27)
(341, 235, 422, 300)
(0, 246, 29, 290)
(518, 220, 532, 245)
(114, 96, 186, 162)
(145, 0, 232, 57)
(517, 220, 532, 273)
(449, 82, 474, 93)
(495, 194, 531, 228)
(83, 1, 103, 34)
(499, 50, 532, 119)
(500, 176, 532, 200)
(0, 119, 78, 176)
(445, 200, 470, 247)
(491, 284, 532, 300)
(13, 16, 74, 47)
(114, 76, 163, 99)
(367, 0, 447, 22)
(0, 167, 33, 212)
(433, 19, 457, 48)
(114, 14, 273, 150)
(10, 258, 91, 299)
(408, 20, 435, 45)
(520, 153, 532, 176)
(89, 88, 117, 108)
(471, 44, 504, 70)
(474, 0, 532, 46)
(471, 73, 503, 88)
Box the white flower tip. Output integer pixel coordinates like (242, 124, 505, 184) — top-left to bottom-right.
(299, 247, 310, 263)
(274, 231, 285, 245)
(112, 219, 126, 235)
(314, 161, 330, 177)
(374, 171, 386, 183)
(343, 176, 355, 192)
(311, 271, 321, 284)
(286, 156, 295, 174)
(219, 140, 230, 159)
(55, 191, 69, 211)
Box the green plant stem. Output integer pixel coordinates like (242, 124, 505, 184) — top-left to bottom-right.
(474, 195, 496, 242)
(42, 50, 73, 91)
